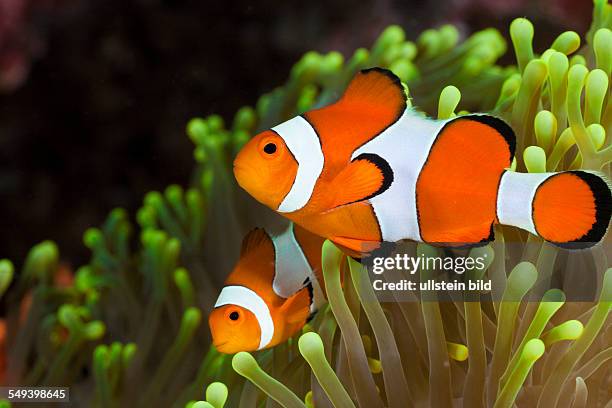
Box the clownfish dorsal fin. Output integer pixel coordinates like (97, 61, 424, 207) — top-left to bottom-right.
(240, 228, 271, 257)
(303, 67, 407, 158)
(328, 153, 394, 209)
(337, 67, 407, 117)
(280, 291, 310, 324)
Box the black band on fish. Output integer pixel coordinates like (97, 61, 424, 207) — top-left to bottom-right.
(464, 114, 516, 162)
(305, 282, 316, 322)
(453, 223, 496, 249)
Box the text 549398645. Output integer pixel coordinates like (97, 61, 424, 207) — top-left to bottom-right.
(1, 387, 69, 402)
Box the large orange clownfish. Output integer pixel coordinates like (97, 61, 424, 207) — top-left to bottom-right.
(209, 224, 326, 354)
(234, 68, 611, 255)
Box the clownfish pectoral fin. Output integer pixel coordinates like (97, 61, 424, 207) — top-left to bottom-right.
(240, 228, 271, 256)
(280, 291, 310, 324)
(329, 153, 393, 209)
(341, 68, 407, 112)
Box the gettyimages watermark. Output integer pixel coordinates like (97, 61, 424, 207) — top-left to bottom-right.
(358, 241, 611, 302)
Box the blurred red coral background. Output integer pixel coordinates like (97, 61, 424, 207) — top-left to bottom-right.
(0, 0, 70, 91)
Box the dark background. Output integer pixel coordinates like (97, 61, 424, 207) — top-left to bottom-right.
(0, 0, 593, 266)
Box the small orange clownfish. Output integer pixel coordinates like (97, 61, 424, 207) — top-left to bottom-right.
(209, 224, 326, 354)
(234, 67, 611, 255)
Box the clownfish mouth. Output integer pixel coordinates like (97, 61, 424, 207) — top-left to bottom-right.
(233, 164, 251, 187)
(214, 341, 239, 355)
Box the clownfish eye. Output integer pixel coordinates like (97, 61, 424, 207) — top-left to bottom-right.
(263, 142, 277, 155)
(257, 133, 283, 159)
(229, 311, 240, 321)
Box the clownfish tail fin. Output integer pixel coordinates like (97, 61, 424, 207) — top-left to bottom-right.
(534, 171, 611, 248)
(497, 170, 611, 248)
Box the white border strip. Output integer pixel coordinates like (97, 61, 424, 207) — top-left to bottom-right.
(273, 116, 324, 213)
(214, 285, 274, 350)
(497, 171, 553, 235)
(351, 110, 442, 241)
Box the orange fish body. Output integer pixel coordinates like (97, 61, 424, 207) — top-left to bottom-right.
(234, 68, 611, 254)
(209, 224, 325, 354)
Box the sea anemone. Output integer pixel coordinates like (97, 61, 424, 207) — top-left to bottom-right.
(188, 1, 612, 407)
